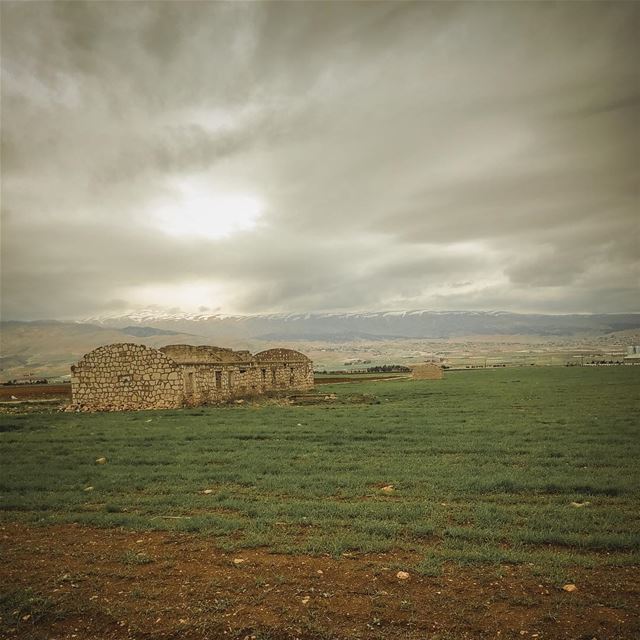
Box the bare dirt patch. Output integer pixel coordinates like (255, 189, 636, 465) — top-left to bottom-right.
(0, 385, 71, 414)
(0, 384, 71, 401)
(1, 523, 637, 639)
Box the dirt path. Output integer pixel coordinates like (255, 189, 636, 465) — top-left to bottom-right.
(0, 523, 637, 639)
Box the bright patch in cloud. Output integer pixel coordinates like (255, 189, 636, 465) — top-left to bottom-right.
(153, 178, 264, 239)
(120, 281, 234, 313)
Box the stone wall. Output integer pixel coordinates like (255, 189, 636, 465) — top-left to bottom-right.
(159, 344, 253, 364)
(177, 349, 313, 406)
(255, 349, 315, 390)
(178, 362, 264, 406)
(69, 344, 314, 412)
(69, 343, 184, 411)
(410, 363, 444, 380)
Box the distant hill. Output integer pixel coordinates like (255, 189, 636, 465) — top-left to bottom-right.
(3, 311, 639, 380)
(120, 325, 186, 337)
(0, 321, 209, 380)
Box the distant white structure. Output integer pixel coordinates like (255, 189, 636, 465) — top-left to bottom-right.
(624, 346, 640, 362)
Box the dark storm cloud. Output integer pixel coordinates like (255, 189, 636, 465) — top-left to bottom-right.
(1, 1, 638, 320)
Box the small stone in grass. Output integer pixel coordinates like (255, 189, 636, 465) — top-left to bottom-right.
(396, 571, 410, 580)
(203, 489, 214, 494)
(562, 583, 577, 592)
(95, 457, 107, 465)
(233, 558, 246, 565)
(84, 486, 94, 492)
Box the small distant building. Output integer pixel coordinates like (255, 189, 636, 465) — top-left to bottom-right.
(409, 363, 444, 380)
(69, 343, 313, 412)
(624, 346, 640, 363)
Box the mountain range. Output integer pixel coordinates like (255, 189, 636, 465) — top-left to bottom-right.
(2, 311, 639, 380)
(82, 310, 640, 341)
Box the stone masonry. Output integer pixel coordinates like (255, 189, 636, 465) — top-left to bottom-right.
(69, 343, 314, 412)
(409, 363, 444, 380)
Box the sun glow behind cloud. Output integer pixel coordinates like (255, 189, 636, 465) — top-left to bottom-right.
(153, 178, 264, 240)
(2, 2, 638, 319)
(120, 282, 234, 313)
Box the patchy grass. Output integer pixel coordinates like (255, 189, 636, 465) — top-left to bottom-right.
(121, 550, 154, 565)
(1, 367, 639, 576)
(0, 588, 55, 625)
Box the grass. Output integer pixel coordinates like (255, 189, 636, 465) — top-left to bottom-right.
(121, 550, 154, 565)
(0, 588, 56, 625)
(1, 366, 639, 577)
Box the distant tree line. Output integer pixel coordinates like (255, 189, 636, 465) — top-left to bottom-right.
(314, 365, 412, 375)
(2, 378, 49, 386)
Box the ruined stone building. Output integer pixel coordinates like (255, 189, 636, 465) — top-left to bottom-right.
(409, 363, 444, 380)
(69, 343, 314, 411)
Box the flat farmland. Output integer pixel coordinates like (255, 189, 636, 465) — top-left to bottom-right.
(0, 384, 71, 401)
(1, 367, 639, 639)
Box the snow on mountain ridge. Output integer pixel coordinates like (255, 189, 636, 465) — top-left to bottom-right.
(80, 308, 639, 326)
(81, 309, 520, 325)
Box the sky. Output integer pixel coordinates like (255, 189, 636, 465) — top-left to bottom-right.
(1, 1, 638, 321)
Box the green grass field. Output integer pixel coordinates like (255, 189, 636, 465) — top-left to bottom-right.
(1, 367, 639, 581)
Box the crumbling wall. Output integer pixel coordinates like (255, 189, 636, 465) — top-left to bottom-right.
(178, 363, 263, 405)
(175, 348, 314, 404)
(255, 349, 314, 391)
(160, 344, 265, 405)
(179, 359, 312, 405)
(160, 344, 252, 365)
(69, 343, 183, 411)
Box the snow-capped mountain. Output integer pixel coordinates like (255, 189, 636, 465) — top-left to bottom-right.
(80, 309, 640, 341)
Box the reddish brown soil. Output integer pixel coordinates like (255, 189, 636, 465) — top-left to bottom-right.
(1, 523, 638, 639)
(0, 384, 71, 401)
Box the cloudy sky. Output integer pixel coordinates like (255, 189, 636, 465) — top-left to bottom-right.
(1, 1, 638, 320)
